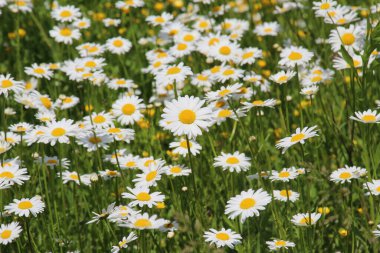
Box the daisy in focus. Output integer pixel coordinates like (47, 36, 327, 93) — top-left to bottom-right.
(213, 151, 251, 172)
(203, 228, 242, 249)
(275, 126, 319, 153)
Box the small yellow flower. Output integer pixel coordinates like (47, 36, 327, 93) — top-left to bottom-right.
(357, 207, 363, 214)
(142, 151, 149, 157)
(156, 202, 166, 209)
(318, 207, 331, 215)
(339, 228, 348, 237)
(85, 104, 93, 112)
(154, 2, 165, 11)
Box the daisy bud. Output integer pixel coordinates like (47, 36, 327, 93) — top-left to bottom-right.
(181, 186, 188, 192)
(167, 231, 175, 238)
(4, 108, 16, 115)
(206, 57, 213, 64)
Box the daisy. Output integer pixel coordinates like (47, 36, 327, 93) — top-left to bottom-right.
(363, 180, 380, 196)
(203, 228, 242, 249)
(273, 189, 300, 202)
(122, 187, 165, 208)
(107, 78, 134, 90)
(83, 111, 114, 129)
(49, 25, 81, 44)
(161, 96, 213, 138)
(373, 225, 380, 237)
(99, 170, 121, 180)
(35, 111, 56, 122)
(191, 72, 213, 88)
(206, 83, 242, 101)
(301, 85, 319, 97)
(38, 119, 77, 145)
(0, 165, 30, 185)
(8, 0, 33, 13)
(210, 39, 240, 62)
(330, 165, 366, 184)
(5, 196, 45, 217)
(225, 188, 271, 223)
(120, 213, 168, 230)
(118, 154, 140, 169)
(275, 126, 319, 153)
(0, 222, 22, 245)
(291, 212, 321, 226)
(0, 132, 21, 145)
(165, 165, 191, 177)
(169, 138, 202, 156)
(87, 203, 116, 224)
(61, 171, 91, 185)
(350, 109, 380, 123)
(0, 74, 23, 96)
(328, 25, 364, 53)
(242, 99, 277, 111)
(0, 179, 11, 190)
(108, 205, 140, 222)
(254, 22, 280, 36)
(214, 67, 244, 83)
(270, 168, 299, 182)
(239, 47, 262, 65)
(76, 130, 113, 152)
(193, 17, 213, 31)
(24, 64, 53, 80)
(116, 0, 144, 9)
(269, 70, 297, 84)
(146, 12, 173, 26)
(9, 122, 33, 133)
(155, 63, 193, 86)
(266, 239, 296, 251)
(51, 5, 81, 22)
(0, 141, 12, 154)
(111, 232, 138, 253)
(106, 37, 132, 55)
(55, 95, 80, 110)
(112, 95, 144, 125)
(213, 108, 245, 124)
(105, 127, 135, 142)
(162, 22, 186, 37)
(73, 18, 91, 29)
(133, 164, 165, 188)
(279, 46, 314, 68)
(76, 43, 105, 57)
(40, 156, 70, 169)
(103, 18, 121, 27)
(170, 42, 194, 58)
(213, 152, 251, 173)
(313, 0, 337, 17)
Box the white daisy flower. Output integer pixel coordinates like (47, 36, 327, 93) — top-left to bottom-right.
(0, 164, 30, 186)
(350, 109, 380, 123)
(270, 168, 299, 182)
(0, 222, 22, 245)
(106, 37, 132, 55)
(213, 151, 251, 173)
(225, 188, 271, 223)
(273, 189, 300, 202)
(51, 5, 81, 22)
(112, 95, 144, 125)
(38, 119, 77, 146)
(49, 25, 81, 44)
(269, 70, 297, 85)
(291, 212, 321, 226)
(169, 138, 202, 156)
(111, 232, 138, 253)
(164, 165, 191, 177)
(363, 180, 380, 196)
(330, 165, 366, 184)
(203, 228, 242, 249)
(275, 126, 319, 153)
(279, 46, 314, 68)
(254, 22, 280, 36)
(5, 196, 45, 217)
(24, 64, 53, 80)
(0, 74, 24, 97)
(328, 24, 364, 53)
(122, 187, 165, 208)
(266, 239, 296, 251)
(120, 213, 168, 230)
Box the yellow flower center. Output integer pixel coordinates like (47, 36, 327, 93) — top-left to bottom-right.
(197, 75, 208, 81)
(85, 61, 97, 68)
(93, 115, 106, 124)
(51, 127, 66, 137)
(47, 159, 57, 164)
(108, 128, 121, 133)
(208, 37, 220, 46)
(18, 200, 33, 210)
(279, 190, 291, 197)
(146, 171, 157, 181)
(218, 109, 232, 118)
(154, 17, 165, 23)
(183, 34, 194, 42)
(178, 109, 196, 124)
(240, 197, 256, 209)
(215, 232, 230, 241)
(264, 27, 273, 33)
(218, 89, 231, 97)
(242, 52, 254, 59)
(300, 217, 313, 225)
(122, 103, 136, 115)
(279, 171, 290, 178)
(290, 133, 305, 142)
(113, 39, 124, 47)
(320, 3, 330, 9)
(136, 192, 151, 201)
(0, 230, 11, 239)
(134, 218, 151, 228)
(199, 21, 208, 28)
(1, 80, 13, 88)
(223, 69, 235, 76)
(361, 115, 376, 122)
(376, 186, 380, 192)
(177, 43, 187, 51)
(170, 166, 182, 174)
(60, 28, 72, 37)
(339, 172, 352, 179)
(126, 161, 136, 167)
(166, 66, 181, 75)
(34, 68, 46, 75)
(275, 240, 287, 247)
(226, 156, 239, 164)
(341, 33, 355, 46)
(89, 137, 102, 144)
(116, 79, 126, 85)
(288, 51, 302, 61)
(69, 174, 79, 180)
(252, 100, 264, 106)
(219, 46, 231, 55)
(0, 171, 14, 179)
(277, 75, 288, 82)
(60, 10, 72, 18)
(63, 97, 73, 103)
(179, 140, 192, 148)
(311, 75, 322, 82)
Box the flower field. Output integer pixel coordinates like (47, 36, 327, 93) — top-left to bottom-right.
(1, 0, 380, 252)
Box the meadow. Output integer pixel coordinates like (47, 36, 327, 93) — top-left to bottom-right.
(0, 0, 380, 252)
